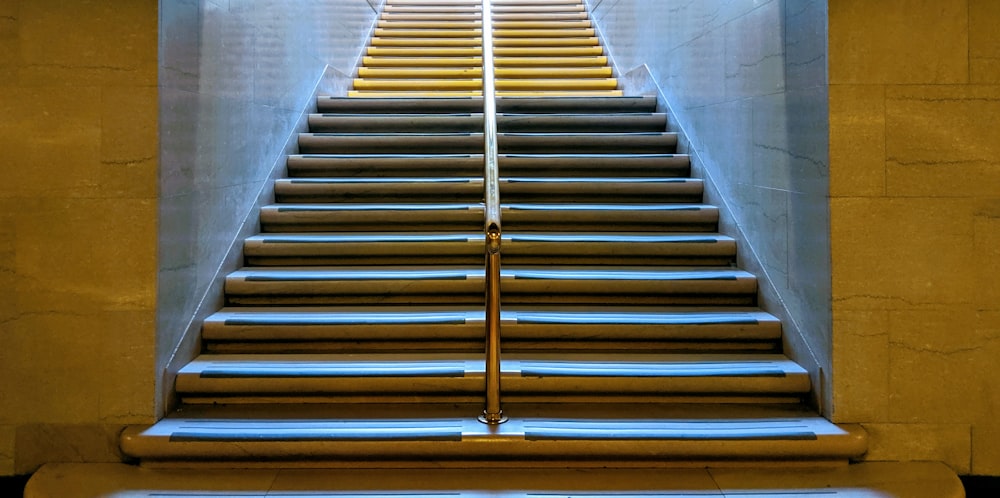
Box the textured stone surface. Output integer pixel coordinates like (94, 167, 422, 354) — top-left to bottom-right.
(829, 85, 886, 197)
(13, 424, 124, 475)
(24, 463, 965, 498)
(829, 0, 1000, 476)
(0, 1, 159, 476)
(885, 86, 1000, 198)
(829, 0, 969, 85)
(832, 310, 889, 423)
(861, 423, 972, 474)
(0, 425, 13, 476)
(969, 0, 1000, 84)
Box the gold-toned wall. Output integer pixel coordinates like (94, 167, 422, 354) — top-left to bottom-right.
(830, 0, 1000, 475)
(0, 0, 159, 475)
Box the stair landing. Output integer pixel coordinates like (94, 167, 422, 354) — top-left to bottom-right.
(25, 462, 965, 498)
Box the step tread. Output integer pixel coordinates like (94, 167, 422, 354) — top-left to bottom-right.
(120, 403, 867, 462)
(317, 96, 484, 113)
(245, 231, 731, 245)
(178, 352, 807, 380)
(228, 266, 755, 281)
(202, 306, 782, 343)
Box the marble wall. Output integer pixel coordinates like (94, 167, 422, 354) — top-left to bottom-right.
(0, 0, 159, 475)
(829, 0, 1000, 475)
(157, 0, 379, 413)
(587, 0, 834, 411)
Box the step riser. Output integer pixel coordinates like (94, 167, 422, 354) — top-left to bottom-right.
(317, 97, 483, 113)
(308, 115, 484, 132)
(498, 154, 691, 177)
(499, 134, 678, 153)
(273, 179, 702, 203)
(284, 154, 691, 178)
(299, 134, 483, 154)
(497, 114, 666, 132)
(287, 155, 484, 178)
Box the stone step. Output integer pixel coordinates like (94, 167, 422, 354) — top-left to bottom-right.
(272, 177, 701, 203)
(304, 112, 665, 133)
(308, 113, 483, 132)
(285, 153, 689, 178)
(258, 203, 483, 232)
(494, 37, 602, 48)
(119, 403, 867, 466)
(223, 266, 756, 306)
(287, 154, 485, 177)
(317, 96, 483, 113)
(298, 132, 483, 154)
(174, 352, 810, 403)
(258, 203, 717, 232)
(500, 203, 718, 231)
(498, 132, 677, 153)
(497, 113, 666, 132)
(201, 306, 781, 353)
(496, 95, 656, 112)
(243, 232, 735, 266)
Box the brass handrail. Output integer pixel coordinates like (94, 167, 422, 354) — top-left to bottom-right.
(478, 0, 506, 425)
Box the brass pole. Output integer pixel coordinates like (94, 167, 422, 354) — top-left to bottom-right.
(478, 0, 506, 425)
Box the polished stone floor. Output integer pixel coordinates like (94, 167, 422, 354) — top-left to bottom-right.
(15, 462, 975, 498)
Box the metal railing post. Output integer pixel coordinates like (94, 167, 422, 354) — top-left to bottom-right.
(478, 0, 506, 425)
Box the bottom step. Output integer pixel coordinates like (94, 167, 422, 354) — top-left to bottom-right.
(25, 462, 964, 498)
(120, 403, 865, 466)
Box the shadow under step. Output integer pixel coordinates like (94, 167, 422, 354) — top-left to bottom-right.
(243, 232, 736, 266)
(175, 352, 810, 404)
(120, 403, 867, 466)
(202, 305, 782, 353)
(223, 266, 756, 306)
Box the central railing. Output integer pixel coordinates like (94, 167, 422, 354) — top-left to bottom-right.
(479, 0, 506, 425)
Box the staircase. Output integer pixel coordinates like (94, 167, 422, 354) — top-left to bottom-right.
(22, 0, 970, 495)
(118, 0, 867, 469)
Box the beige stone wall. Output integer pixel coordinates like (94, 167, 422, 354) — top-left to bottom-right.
(0, 0, 159, 475)
(829, 0, 1000, 475)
